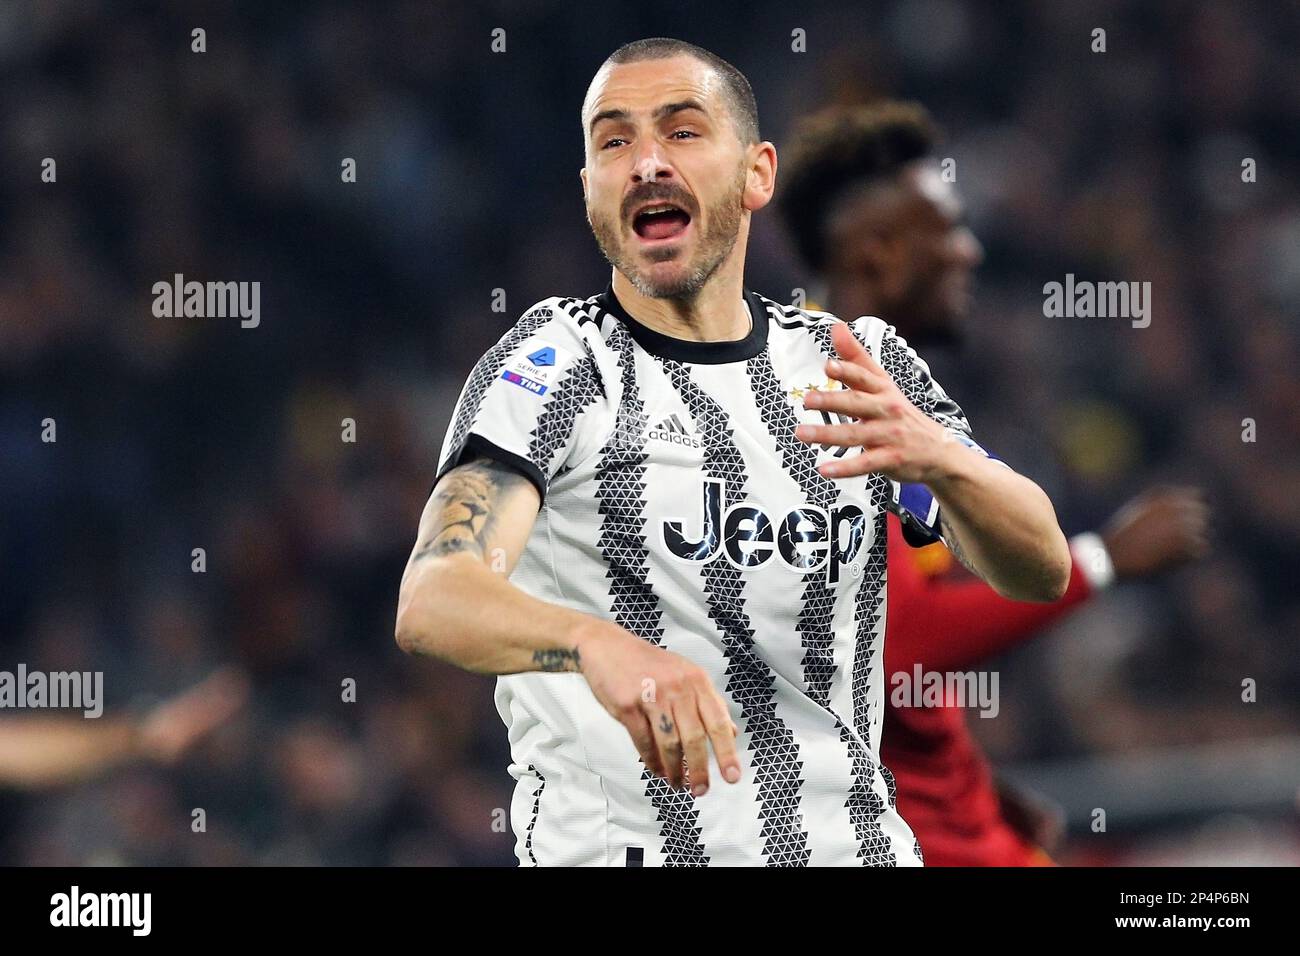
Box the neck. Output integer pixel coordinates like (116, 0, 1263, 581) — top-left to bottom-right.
(610, 269, 752, 343)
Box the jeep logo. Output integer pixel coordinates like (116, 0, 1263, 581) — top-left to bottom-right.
(661, 478, 869, 584)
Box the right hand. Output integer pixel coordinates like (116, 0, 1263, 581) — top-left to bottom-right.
(576, 625, 742, 797)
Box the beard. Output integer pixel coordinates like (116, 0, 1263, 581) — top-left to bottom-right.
(588, 162, 746, 302)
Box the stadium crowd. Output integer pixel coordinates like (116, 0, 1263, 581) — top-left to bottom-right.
(1, 0, 1296, 864)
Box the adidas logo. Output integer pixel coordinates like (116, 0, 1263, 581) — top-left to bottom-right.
(647, 413, 703, 448)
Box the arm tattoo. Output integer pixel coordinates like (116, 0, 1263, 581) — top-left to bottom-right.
(532, 647, 581, 673)
(939, 514, 983, 580)
(412, 457, 531, 563)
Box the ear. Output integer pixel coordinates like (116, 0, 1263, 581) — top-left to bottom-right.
(579, 167, 588, 204)
(742, 142, 778, 213)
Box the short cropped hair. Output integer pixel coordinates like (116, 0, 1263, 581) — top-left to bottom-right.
(595, 38, 760, 147)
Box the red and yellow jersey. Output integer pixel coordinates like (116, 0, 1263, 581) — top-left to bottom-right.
(881, 512, 1093, 865)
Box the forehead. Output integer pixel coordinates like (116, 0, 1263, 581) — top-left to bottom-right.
(830, 160, 961, 237)
(906, 163, 962, 220)
(583, 54, 724, 132)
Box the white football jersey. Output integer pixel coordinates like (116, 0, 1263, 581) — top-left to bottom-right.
(433, 283, 995, 866)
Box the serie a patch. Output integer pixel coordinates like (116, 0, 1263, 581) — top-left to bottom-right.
(499, 341, 570, 396)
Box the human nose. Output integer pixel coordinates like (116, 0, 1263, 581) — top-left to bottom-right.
(954, 226, 983, 268)
(631, 139, 673, 184)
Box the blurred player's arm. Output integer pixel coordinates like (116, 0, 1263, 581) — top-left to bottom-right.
(0, 717, 140, 789)
(0, 669, 247, 790)
(886, 486, 1209, 674)
(394, 455, 742, 793)
(884, 515, 1094, 675)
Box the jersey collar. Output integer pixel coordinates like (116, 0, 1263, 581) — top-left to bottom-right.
(597, 281, 769, 364)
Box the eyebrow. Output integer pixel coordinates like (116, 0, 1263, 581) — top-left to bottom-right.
(588, 99, 710, 138)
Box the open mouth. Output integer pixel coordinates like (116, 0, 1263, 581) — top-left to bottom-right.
(632, 203, 692, 242)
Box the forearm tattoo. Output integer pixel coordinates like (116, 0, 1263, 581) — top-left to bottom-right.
(412, 457, 530, 563)
(939, 514, 982, 579)
(532, 647, 581, 673)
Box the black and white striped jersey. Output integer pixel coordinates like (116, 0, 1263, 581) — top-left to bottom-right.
(434, 282, 998, 866)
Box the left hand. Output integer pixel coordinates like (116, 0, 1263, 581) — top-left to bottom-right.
(794, 322, 957, 483)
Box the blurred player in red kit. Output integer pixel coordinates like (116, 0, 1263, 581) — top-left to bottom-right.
(777, 102, 1210, 865)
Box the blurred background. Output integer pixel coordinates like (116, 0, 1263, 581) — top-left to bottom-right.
(0, 0, 1297, 865)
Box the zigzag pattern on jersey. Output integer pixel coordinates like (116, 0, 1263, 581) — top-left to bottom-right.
(799, 317, 956, 865)
(665, 358, 812, 866)
(524, 303, 606, 486)
(444, 303, 556, 464)
(524, 764, 546, 865)
(745, 348, 841, 700)
(592, 324, 709, 866)
(746, 341, 896, 865)
(444, 299, 601, 490)
(550, 297, 618, 483)
(824, 317, 906, 863)
(875, 319, 970, 436)
(766, 298, 901, 860)
(779, 307, 907, 862)
(527, 350, 605, 481)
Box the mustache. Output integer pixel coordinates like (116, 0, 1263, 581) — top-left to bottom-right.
(623, 188, 696, 220)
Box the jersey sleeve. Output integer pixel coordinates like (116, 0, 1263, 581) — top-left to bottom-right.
(433, 300, 609, 506)
(852, 316, 1009, 550)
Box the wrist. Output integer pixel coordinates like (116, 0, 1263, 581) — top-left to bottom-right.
(114, 715, 152, 763)
(569, 617, 626, 672)
(924, 436, 979, 494)
(1070, 532, 1116, 590)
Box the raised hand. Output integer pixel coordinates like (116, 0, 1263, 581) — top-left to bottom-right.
(794, 322, 957, 483)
